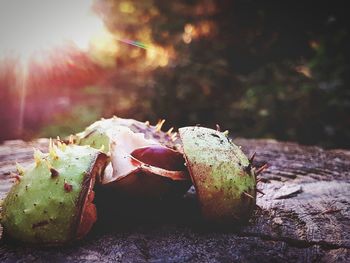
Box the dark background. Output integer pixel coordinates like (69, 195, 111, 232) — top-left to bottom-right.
(0, 0, 349, 149)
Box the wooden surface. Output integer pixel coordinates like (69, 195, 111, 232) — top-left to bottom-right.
(0, 138, 349, 263)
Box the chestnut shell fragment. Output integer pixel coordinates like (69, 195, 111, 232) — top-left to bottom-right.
(76, 117, 191, 198)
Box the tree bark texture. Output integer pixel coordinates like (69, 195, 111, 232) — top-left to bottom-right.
(0, 138, 349, 262)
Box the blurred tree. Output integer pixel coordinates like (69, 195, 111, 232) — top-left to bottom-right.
(1, 0, 349, 149)
(0, 58, 20, 140)
(96, 0, 349, 148)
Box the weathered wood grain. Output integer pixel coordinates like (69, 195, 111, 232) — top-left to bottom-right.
(0, 138, 349, 263)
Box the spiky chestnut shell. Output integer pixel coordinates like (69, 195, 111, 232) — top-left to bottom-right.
(75, 116, 179, 153)
(76, 118, 190, 198)
(179, 127, 256, 223)
(0, 144, 107, 245)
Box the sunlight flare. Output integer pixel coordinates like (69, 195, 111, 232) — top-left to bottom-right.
(0, 0, 110, 135)
(0, 0, 107, 63)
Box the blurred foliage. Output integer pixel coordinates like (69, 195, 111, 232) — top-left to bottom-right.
(94, 0, 349, 148)
(0, 0, 349, 149)
(39, 103, 102, 138)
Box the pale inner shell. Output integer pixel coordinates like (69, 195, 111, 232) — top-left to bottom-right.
(102, 126, 160, 184)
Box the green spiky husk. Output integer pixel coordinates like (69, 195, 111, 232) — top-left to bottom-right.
(75, 117, 178, 152)
(0, 144, 107, 245)
(179, 126, 256, 223)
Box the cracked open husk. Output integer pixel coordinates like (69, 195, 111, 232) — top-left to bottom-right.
(76, 117, 191, 198)
(0, 143, 108, 245)
(179, 126, 257, 223)
(75, 117, 180, 152)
